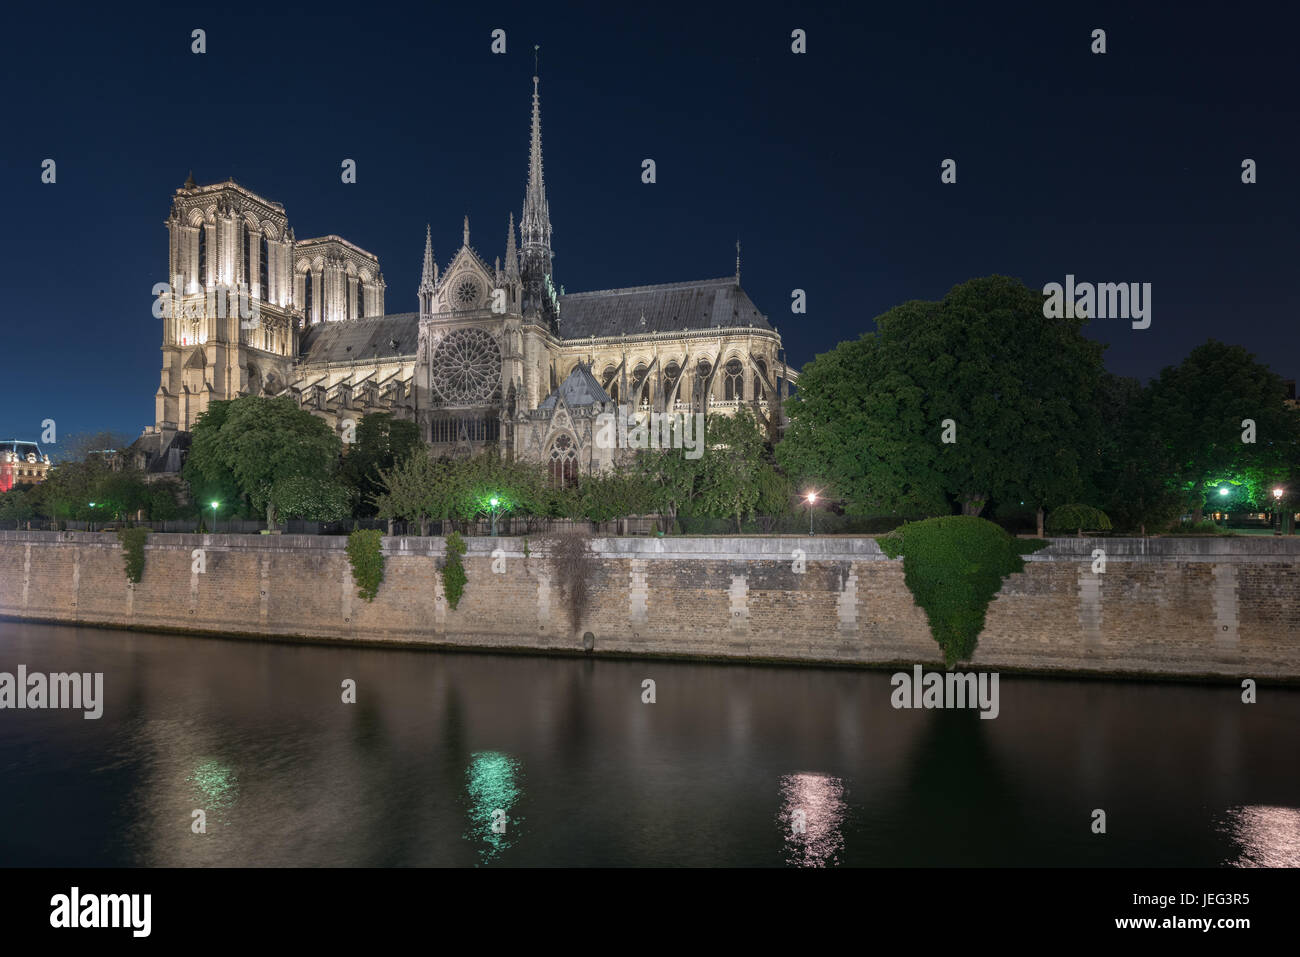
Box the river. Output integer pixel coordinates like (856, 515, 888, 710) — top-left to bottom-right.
(1, 621, 1297, 867)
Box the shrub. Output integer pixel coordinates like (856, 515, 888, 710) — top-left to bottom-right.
(346, 529, 384, 602)
(116, 527, 150, 584)
(443, 531, 468, 609)
(878, 516, 1046, 667)
(1045, 504, 1113, 536)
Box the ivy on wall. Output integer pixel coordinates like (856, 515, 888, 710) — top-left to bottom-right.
(443, 531, 468, 610)
(116, 527, 150, 584)
(878, 516, 1046, 667)
(346, 529, 384, 602)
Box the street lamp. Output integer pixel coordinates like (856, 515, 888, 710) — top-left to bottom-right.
(806, 492, 816, 536)
(211, 501, 220, 532)
(1273, 487, 1285, 536)
(488, 497, 501, 537)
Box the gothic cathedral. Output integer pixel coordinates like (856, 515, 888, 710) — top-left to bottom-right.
(148, 76, 793, 478)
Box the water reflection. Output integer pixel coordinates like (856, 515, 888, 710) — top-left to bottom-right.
(186, 759, 239, 827)
(778, 772, 846, 867)
(1219, 806, 1300, 867)
(463, 752, 523, 865)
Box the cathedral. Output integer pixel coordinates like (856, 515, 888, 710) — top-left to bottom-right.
(144, 76, 793, 480)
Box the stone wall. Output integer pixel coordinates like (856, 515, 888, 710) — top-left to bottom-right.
(1, 531, 1297, 681)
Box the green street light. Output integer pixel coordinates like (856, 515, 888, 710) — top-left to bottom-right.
(1219, 487, 1230, 496)
(210, 501, 219, 531)
(488, 497, 501, 537)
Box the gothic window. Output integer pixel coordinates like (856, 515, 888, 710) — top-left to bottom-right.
(260, 235, 270, 298)
(663, 361, 681, 405)
(724, 358, 744, 401)
(431, 416, 500, 444)
(243, 225, 252, 288)
(754, 358, 768, 400)
(430, 328, 502, 405)
(631, 364, 649, 406)
(548, 433, 578, 487)
(601, 366, 619, 403)
(303, 271, 314, 322)
(695, 358, 712, 408)
(357, 283, 365, 318)
(453, 277, 481, 309)
(197, 225, 208, 287)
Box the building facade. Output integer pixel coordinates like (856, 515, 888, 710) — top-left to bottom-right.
(145, 76, 793, 476)
(0, 441, 52, 492)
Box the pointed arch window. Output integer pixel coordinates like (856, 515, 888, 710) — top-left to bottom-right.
(724, 359, 744, 401)
(601, 366, 619, 403)
(547, 433, 578, 487)
(754, 358, 768, 400)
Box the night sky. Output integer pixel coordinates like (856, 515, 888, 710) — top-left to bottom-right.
(2, 1, 1295, 442)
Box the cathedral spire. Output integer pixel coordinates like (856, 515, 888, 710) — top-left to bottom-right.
(463, 215, 470, 247)
(505, 212, 519, 279)
(735, 239, 741, 285)
(520, 71, 556, 326)
(418, 224, 436, 315)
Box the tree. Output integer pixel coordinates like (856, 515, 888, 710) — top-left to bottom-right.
(697, 408, 767, 531)
(633, 417, 706, 530)
(185, 396, 343, 527)
(779, 277, 1108, 519)
(1092, 375, 1184, 535)
(1145, 341, 1300, 522)
(340, 413, 423, 517)
(271, 475, 353, 522)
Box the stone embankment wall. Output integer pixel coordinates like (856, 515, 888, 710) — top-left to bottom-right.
(1, 531, 1297, 680)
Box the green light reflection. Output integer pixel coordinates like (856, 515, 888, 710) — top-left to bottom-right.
(462, 751, 523, 865)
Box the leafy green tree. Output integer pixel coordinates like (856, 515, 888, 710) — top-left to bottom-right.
(1045, 504, 1112, 536)
(92, 470, 152, 522)
(879, 516, 1046, 666)
(698, 408, 767, 531)
(272, 475, 354, 521)
(185, 396, 343, 527)
(633, 417, 707, 529)
(340, 414, 423, 517)
(0, 488, 35, 522)
(1145, 341, 1300, 522)
(779, 276, 1107, 519)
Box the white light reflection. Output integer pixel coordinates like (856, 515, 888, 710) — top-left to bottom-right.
(778, 772, 847, 867)
(1220, 806, 1300, 867)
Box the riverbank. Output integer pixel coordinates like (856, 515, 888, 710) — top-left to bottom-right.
(1, 531, 1297, 682)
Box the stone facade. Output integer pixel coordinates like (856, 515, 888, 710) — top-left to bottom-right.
(2, 532, 1297, 681)
(146, 76, 793, 476)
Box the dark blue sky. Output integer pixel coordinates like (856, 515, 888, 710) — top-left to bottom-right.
(2, 1, 1296, 441)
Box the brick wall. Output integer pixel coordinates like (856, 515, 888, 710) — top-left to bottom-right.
(1, 531, 1297, 680)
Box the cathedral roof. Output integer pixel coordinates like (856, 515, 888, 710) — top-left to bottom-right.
(298, 313, 419, 365)
(537, 364, 611, 411)
(556, 277, 773, 339)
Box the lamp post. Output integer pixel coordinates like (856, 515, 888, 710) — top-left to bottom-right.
(211, 501, 220, 533)
(88, 502, 95, 533)
(806, 492, 816, 536)
(489, 497, 500, 537)
(1273, 487, 1285, 536)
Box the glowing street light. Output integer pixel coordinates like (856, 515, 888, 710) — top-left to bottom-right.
(1273, 487, 1285, 536)
(806, 491, 817, 536)
(210, 501, 220, 531)
(1219, 487, 1231, 496)
(488, 496, 501, 537)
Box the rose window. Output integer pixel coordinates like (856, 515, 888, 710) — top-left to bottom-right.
(430, 328, 501, 405)
(453, 278, 481, 308)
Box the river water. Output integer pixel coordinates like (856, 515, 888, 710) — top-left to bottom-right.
(1, 621, 1297, 867)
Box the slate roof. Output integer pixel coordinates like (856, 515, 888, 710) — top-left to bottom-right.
(299, 313, 420, 364)
(556, 277, 773, 339)
(537, 364, 612, 411)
